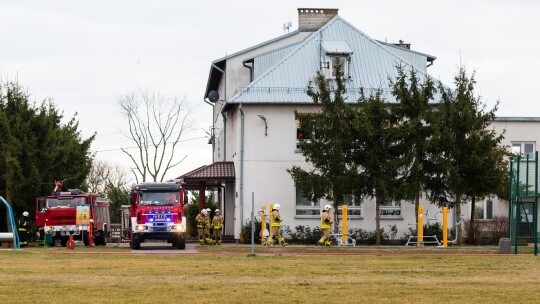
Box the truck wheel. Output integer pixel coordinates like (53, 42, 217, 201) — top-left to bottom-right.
(131, 235, 141, 250)
(60, 236, 68, 247)
(175, 237, 186, 250)
(101, 227, 108, 246)
(83, 232, 89, 246)
(93, 235, 101, 246)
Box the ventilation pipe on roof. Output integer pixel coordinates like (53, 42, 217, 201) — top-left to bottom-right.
(242, 59, 254, 82)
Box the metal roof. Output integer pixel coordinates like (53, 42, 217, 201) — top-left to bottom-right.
(321, 41, 353, 54)
(204, 30, 302, 99)
(229, 16, 436, 104)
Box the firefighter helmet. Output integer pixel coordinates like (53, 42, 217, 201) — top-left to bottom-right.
(22, 211, 29, 217)
(201, 209, 208, 215)
(323, 205, 331, 211)
(273, 204, 280, 210)
(215, 209, 220, 214)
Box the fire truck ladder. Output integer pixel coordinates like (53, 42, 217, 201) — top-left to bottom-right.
(0, 196, 20, 249)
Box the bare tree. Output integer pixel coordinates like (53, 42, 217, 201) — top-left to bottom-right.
(86, 160, 112, 195)
(118, 90, 194, 182)
(85, 160, 130, 195)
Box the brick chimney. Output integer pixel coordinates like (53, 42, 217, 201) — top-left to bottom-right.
(298, 8, 338, 32)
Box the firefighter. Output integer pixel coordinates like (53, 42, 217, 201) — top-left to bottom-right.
(269, 204, 287, 246)
(318, 205, 333, 246)
(212, 209, 223, 245)
(18, 211, 30, 247)
(195, 209, 209, 245)
(204, 208, 213, 245)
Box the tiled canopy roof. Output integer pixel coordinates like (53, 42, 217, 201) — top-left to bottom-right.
(178, 161, 235, 181)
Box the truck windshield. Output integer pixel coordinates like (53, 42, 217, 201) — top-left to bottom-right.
(47, 197, 87, 208)
(139, 191, 180, 206)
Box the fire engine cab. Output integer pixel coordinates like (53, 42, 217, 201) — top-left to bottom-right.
(129, 181, 186, 250)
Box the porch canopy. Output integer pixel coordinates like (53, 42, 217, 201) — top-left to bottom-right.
(177, 161, 235, 211)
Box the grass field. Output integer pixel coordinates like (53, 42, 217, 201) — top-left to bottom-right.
(1, 245, 539, 304)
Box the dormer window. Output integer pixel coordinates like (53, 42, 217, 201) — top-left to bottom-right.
(321, 41, 353, 80)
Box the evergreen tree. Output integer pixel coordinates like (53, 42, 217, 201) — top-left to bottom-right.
(354, 90, 404, 245)
(391, 66, 436, 223)
(0, 80, 95, 224)
(431, 67, 507, 244)
(288, 63, 360, 226)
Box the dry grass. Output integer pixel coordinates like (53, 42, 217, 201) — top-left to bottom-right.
(0, 246, 539, 304)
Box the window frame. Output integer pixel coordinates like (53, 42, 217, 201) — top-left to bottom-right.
(323, 55, 351, 80)
(336, 194, 363, 219)
(294, 187, 321, 218)
(379, 199, 403, 219)
(511, 141, 535, 159)
(474, 198, 494, 220)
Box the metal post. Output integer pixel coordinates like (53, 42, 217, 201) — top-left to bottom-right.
(418, 205, 424, 248)
(508, 159, 513, 237)
(342, 205, 348, 245)
(442, 207, 448, 247)
(261, 206, 266, 246)
(535, 151, 538, 256)
(514, 156, 521, 254)
(251, 192, 255, 255)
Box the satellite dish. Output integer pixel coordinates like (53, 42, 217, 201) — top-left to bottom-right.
(207, 90, 219, 102)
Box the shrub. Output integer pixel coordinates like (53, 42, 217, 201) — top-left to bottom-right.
(350, 227, 390, 245)
(241, 219, 263, 244)
(487, 216, 509, 242)
(463, 219, 487, 245)
(285, 225, 322, 244)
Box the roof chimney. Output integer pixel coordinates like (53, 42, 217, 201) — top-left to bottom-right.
(393, 40, 411, 50)
(298, 8, 338, 32)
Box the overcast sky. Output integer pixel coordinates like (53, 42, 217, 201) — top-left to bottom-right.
(1, 0, 538, 182)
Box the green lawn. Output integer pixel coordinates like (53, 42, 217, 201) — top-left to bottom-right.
(0, 245, 538, 304)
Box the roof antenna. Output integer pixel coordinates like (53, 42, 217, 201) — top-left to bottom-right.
(283, 20, 292, 33)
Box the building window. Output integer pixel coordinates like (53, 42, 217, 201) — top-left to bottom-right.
(336, 194, 362, 218)
(380, 199, 402, 218)
(511, 142, 535, 159)
(295, 187, 320, 217)
(474, 198, 493, 220)
(296, 119, 315, 151)
(323, 55, 350, 80)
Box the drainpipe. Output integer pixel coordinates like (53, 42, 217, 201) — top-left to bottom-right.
(239, 103, 245, 233)
(204, 98, 215, 163)
(242, 59, 254, 82)
(209, 63, 227, 163)
(221, 112, 227, 161)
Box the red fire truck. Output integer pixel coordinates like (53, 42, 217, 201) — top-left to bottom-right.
(35, 182, 111, 247)
(129, 181, 186, 250)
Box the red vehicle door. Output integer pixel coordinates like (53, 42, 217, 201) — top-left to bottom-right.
(35, 197, 47, 227)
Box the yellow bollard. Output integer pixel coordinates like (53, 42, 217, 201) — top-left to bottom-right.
(418, 205, 424, 248)
(342, 204, 348, 245)
(261, 206, 266, 246)
(442, 207, 448, 247)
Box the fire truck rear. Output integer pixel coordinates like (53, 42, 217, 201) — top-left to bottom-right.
(129, 182, 186, 249)
(35, 187, 110, 247)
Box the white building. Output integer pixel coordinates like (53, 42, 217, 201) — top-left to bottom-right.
(180, 8, 539, 241)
